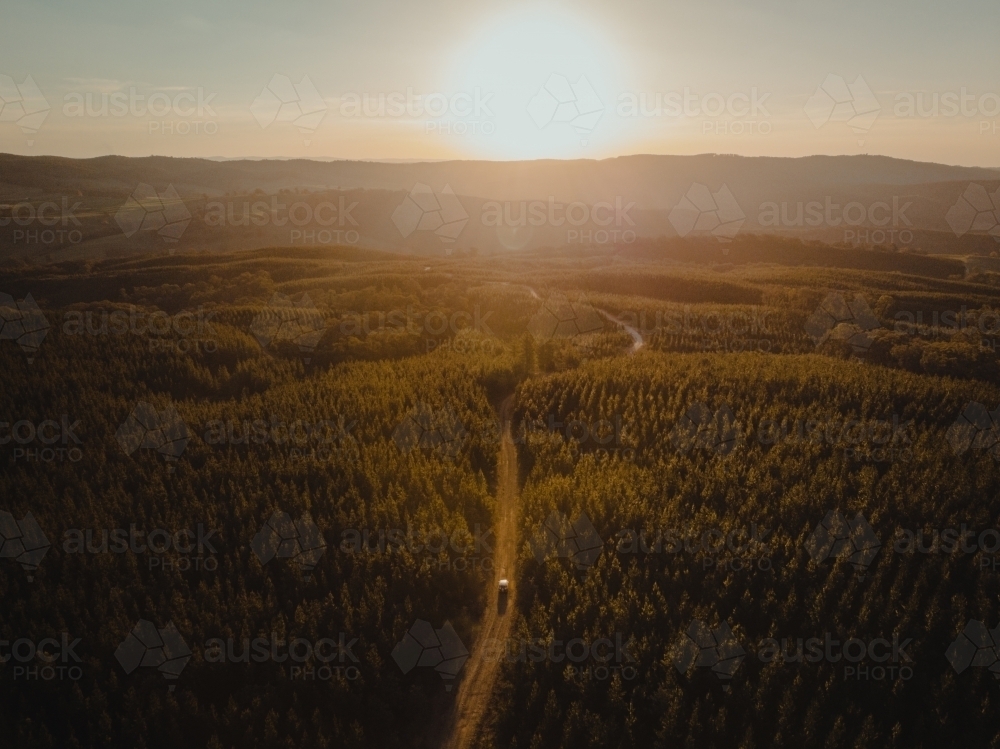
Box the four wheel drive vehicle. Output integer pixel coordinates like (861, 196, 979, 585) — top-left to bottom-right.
(498, 578, 509, 593)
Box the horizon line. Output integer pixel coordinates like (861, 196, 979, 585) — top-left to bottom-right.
(2, 151, 1000, 170)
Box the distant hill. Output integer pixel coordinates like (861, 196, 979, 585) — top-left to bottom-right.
(1, 153, 998, 262)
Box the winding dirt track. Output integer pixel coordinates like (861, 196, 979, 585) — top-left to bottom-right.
(523, 283, 645, 354)
(441, 395, 519, 749)
(597, 309, 645, 353)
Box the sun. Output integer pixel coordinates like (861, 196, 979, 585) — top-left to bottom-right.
(443, 8, 630, 160)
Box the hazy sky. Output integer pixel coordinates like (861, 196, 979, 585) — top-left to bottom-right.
(2, 0, 999, 165)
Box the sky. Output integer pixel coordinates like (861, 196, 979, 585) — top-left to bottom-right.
(1, 0, 999, 165)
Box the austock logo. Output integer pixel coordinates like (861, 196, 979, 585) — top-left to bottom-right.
(116, 402, 191, 468)
(0, 74, 50, 145)
(529, 510, 603, 570)
(894, 88, 1000, 121)
(526, 292, 604, 343)
(512, 413, 631, 458)
(804, 292, 880, 354)
(614, 523, 774, 573)
(339, 304, 496, 341)
(392, 403, 468, 459)
(0, 511, 50, 580)
(62, 305, 218, 355)
(804, 74, 880, 138)
(946, 184, 1000, 240)
(250, 292, 326, 362)
(63, 523, 219, 573)
(251, 510, 327, 579)
(482, 634, 637, 682)
(0, 634, 83, 681)
(392, 619, 469, 691)
(202, 194, 360, 247)
(616, 87, 772, 135)
(758, 633, 913, 681)
(0, 292, 49, 362)
(947, 402, 1000, 459)
(0, 196, 84, 249)
(756, 196, 915, 248)
(893, 524, 1000, 560)
(338, 87, 494, 121)
(671, 620, 916, 689)
(668, 183, 745, 247)
(115, 620, 192, 690)
(527, 73, 604, 142)
(203, 633, 360, 680)
(115, 184, 192, 242)
(251, 74, 327, 145)
(61, 85, 218, 136)
(671, 619, 746, 692)
(391, 183, 469, 243)
(757, 413, 913, 464)
(946, 620, 1000, 681)
(804, 511, 881, 577)
(338, 523, 494, 568)
(481, 196, 637, 247)
(670, 402, 740, 456)
(2, 415, 84, 466)
(202, 413, 357, 461)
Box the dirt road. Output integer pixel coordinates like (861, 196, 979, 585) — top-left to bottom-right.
(598, 309, 645, 353)
(441, 395, 520, 749)
(523, 283, 644, 354)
